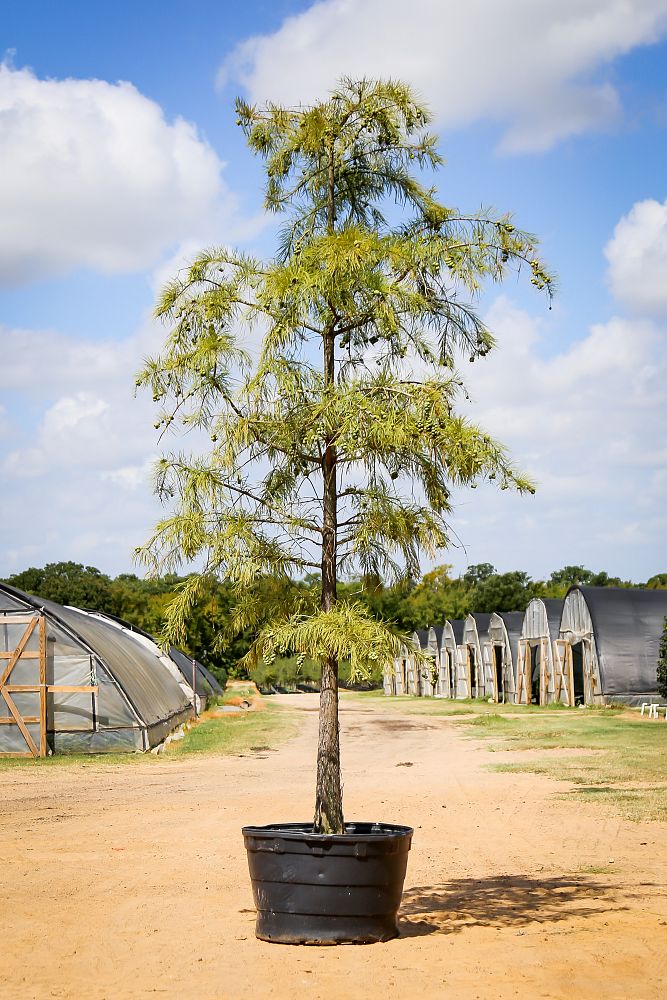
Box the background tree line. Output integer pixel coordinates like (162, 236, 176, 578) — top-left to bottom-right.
(3, 561, 665, 686)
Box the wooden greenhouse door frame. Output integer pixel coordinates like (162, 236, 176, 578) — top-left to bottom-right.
(539, 637, 549, 705)
(516, 639, 531, 706)
(465, 646, 474, 698)
(482, 643, 494, 701)
(517, 639, 550, 705)
(552, 640, 574, 707)
(0, 613, 99, 758)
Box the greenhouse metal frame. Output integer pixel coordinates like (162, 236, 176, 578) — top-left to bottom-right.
(0, 583, 194, 757)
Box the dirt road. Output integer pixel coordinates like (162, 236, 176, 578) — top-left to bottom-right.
(1, 695, 665, 1000)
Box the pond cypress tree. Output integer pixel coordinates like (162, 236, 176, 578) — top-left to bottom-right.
(137, 78, 553, 834)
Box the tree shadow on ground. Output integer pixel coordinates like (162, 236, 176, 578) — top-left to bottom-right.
(398, 874, 630, 937)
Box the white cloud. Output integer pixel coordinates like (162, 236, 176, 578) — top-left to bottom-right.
(3, 388, 144, 479)
(0, 324, 140, 396)
(219, 0, 667, 153)
(0, 319, 166, 572)
(100, 459, 156, 491)
(605, 197, 667, 314)
(446, 297, 667, 579)
(0, 62, 237, 286)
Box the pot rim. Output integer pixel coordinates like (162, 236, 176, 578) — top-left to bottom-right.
(242, 821, 413, 843)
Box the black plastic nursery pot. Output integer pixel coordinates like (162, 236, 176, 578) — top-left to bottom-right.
(242, 821, 413, 945)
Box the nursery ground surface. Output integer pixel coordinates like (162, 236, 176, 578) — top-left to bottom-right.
(1, 693, 666, 999)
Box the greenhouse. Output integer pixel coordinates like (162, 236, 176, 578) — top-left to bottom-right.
(439, 620, 465, 698)
(385, 636, 420, 696)
(0, 583, 194, 757)
(558, 586, 667, 706)
(428, 625, 450, 697)
(461, 613, 492, 698)
(516, 598, 565, 705)
(485, 611, 524, 703)
(417, 626, 443, 696)
(89, 611, 223, 708)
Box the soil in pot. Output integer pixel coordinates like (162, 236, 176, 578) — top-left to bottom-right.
(242, 821, 413, 945)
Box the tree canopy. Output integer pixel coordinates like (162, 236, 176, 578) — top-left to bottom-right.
(4, 561, 118, 614)
(135, 78, 556, 832)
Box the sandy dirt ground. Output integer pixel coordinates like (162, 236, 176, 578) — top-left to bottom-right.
(1, 695, 666, 1000)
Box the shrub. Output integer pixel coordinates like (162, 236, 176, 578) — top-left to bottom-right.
(657, 617, 667, 699)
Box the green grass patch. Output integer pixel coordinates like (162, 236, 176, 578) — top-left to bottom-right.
(462, 710, 667, 822)
(168, 704, 298, 757)
(576, 864, 618, 875)
(344, 689, 617, 718)
(343, 690, 479, 716)
(0, 750, 142, 771)
(0, 703, 298, 770)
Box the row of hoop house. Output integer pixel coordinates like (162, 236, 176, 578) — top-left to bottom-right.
(384, 586, 667, 706)
(0, 582, 223, 757)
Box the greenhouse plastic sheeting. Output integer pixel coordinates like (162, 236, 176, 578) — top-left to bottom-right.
(168, 646, 223, 697)
(39, 600, 192, 729)
(571, 586, 667, 700)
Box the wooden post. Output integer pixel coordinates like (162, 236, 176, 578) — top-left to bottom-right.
(0, 613, 98, 759)
(39, 615, 47, 757)
(192, 658, 198, 717)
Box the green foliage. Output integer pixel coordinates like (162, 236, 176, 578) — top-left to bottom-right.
(241, 601, 402, 683)
(462, 562, 496, 586)
(364, 565, 470, 630)
(5, 561, 118, 614)
(250, 655, 320, 690)
(3, 560, 660, 678)
(136, 78, 554, 684)
(657, 617, 667, 699)
(545, 565, 629, 597)
(468, 569, 539, 613)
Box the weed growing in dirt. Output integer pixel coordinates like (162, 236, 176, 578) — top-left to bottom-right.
(469, 714, 511, 727)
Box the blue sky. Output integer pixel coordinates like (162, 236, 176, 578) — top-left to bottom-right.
(1, 0, 666, 583)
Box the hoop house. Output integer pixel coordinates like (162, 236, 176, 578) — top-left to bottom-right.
(485, 611, 524, 703)
(415, 627, 441, 696)
(461, 613, 491, 698)
(559, 586, 667, 706)
(85, 611, 223, 709)
(439, 620, 465, 698)
(515, 599, 565, 705)
(0, 583, 193, 756)
(428, 626, 449, 697)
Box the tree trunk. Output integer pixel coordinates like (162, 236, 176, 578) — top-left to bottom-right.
(314, 140, 344, 835)
(313, 654, 343, 833)
(314, 470, 343, 831)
